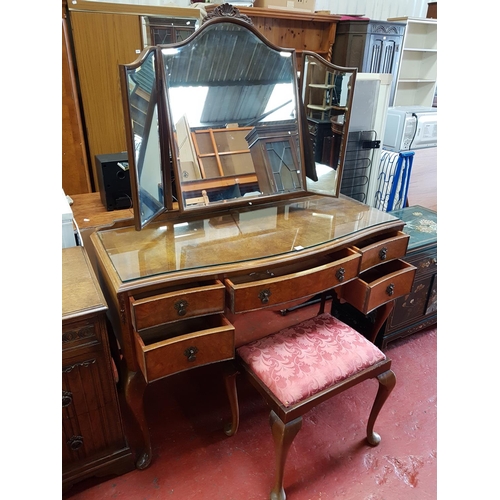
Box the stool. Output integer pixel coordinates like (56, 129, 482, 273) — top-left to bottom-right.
(227, 309, 396, 500)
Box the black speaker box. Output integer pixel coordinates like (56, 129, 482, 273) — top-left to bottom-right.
(95, 152, 133, 211)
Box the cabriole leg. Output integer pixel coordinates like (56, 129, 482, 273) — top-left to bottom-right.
(124, 370, 152, 469)
(269, 411, 303, 500)
(366, 369, 396, 446)
(223, 364, 239, 436)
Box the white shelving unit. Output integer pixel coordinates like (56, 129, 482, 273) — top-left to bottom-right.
(388, 17, 437, 107)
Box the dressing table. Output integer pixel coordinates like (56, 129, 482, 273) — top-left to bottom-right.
(89, 4, 416, 470)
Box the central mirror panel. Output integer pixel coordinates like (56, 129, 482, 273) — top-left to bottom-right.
(162, 18, 304, 211)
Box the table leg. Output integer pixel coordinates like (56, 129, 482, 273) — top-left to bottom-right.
(124, 369, 152, 469)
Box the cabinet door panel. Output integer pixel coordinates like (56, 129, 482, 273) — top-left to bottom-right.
(62, 351, 117, 419)
(387, 274, 434, 328)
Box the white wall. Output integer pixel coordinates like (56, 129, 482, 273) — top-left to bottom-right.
(314, 0, 428, 18)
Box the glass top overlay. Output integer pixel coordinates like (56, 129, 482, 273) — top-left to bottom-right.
(97, 195, 399, 282)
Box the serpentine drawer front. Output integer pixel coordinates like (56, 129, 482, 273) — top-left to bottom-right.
(341, 259, 417, 314)
(131, 280, 225, 331)
(133, 314, 235, 383)
(225, 248, 361, 313)
(352, 231, 409, 272)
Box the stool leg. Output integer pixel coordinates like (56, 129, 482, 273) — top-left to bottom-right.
(223, 364, 239, 437)
(366, 369, 396, 446)
(269, 411, 302, 500)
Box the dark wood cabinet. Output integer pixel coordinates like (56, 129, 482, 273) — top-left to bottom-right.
(62, 246, 134, 491)
(331, 20, 405, 106)
(378, 206, 437, 347)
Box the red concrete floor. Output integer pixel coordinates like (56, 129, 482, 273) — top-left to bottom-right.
(63, 305, 437, 500)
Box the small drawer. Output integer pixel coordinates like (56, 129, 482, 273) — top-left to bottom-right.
(225, 248, 361, 313)
(352, 231, 409, 272)
(133, 314, 234, 383)
(62, 318, 102, 353)
(131, 280, 225, 331)
(341, 259, 416, 314)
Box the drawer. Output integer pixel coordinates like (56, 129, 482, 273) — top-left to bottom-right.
(341, 259, 416, 314)
(62, 403, 126, 467)
(225, 248, 361, 313)
(133, 314, 234, 383)
(62, 318, 102, 354)
(405, 246, 437, 277)
(131, 280, 225, 331)
(352, 231, 409, 272)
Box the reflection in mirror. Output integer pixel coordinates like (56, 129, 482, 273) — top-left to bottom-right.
(122, 48, 165, 229)
(301, 52, 357, 198)
(161, 19, 304, 211)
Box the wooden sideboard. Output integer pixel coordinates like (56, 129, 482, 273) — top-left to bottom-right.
(89, 193, 416, 469)
(62, 246, 135, 490)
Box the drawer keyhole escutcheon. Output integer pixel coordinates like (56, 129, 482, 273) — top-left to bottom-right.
(336, 267, 345, 282)
(184, 346, 199, 362)
(386, 283, 395, 296)
(259, 289, 271, 304)
(68, 435, 84, 451)
(379, 247, 388, 260)
(62, 390, 73, 407)
(174, 299, 188, 316)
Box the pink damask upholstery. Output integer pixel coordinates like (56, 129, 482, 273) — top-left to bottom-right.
(237, 313, 386, 407)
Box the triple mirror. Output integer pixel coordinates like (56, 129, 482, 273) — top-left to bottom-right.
(120, 4, 357, 230)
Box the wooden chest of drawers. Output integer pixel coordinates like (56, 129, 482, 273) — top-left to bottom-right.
(62, 247, 134, 491)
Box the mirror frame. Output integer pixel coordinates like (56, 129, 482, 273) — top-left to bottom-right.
(300, 51, 357, 199)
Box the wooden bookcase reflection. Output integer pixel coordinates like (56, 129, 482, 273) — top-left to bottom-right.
(178, 126, 259, 206)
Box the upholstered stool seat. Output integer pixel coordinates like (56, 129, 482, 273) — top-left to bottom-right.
(238, 313, 386, 407)
(227, 311, 396, 500)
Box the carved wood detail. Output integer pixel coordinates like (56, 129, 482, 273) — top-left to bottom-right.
(62, 325, 96, 343)
(62, 359, 97, 373)
(203, 3, 252, 25)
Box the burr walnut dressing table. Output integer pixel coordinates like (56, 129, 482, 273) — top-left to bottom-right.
(89, 5, 416, 470)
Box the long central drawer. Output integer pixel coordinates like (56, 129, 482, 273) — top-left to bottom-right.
(225, 248, 361, 313)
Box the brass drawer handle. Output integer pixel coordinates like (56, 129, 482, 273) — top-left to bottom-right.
(386, 283, 395, 296)
(258, 289, 271, 304)
(68, 435, 84, 451)
(174, 299, 188, 316)
(184, 346, 199, 362)
(336, 267, 345, 282)
(62, 390, 73, 407)
(379, 247, 388, 260)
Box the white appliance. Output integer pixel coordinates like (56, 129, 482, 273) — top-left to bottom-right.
(62, 190, 76, 248)
(383, 106, 437, 152)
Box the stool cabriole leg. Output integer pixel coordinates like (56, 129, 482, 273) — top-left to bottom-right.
(269, 411, 302, 500)
(366, 369, 396, 446)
